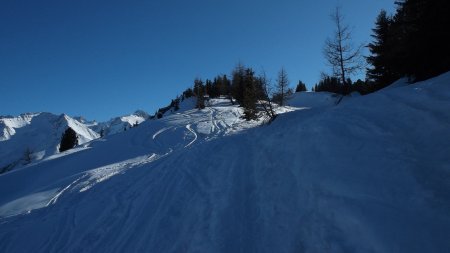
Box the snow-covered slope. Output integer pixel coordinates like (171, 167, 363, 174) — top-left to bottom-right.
(0, 113, 99, 172)
(90, 110, 150, 136)
(0, 98, 260, 216)
(287, 91, 338, 108)
(1, 73, 450, 252)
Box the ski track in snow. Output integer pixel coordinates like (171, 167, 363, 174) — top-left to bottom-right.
(152, 127, 170, 140)
(46, 176, 86, 206)
(184, 124, 198, 147)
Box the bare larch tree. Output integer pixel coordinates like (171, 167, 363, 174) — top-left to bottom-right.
(275, 67, 289, 106)
(324, 7, 364, 86)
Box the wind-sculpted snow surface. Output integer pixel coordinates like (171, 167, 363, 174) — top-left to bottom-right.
(1, 73, 450, 252)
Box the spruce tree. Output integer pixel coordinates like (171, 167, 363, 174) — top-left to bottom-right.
(241, 69, 258, 121)
(231, 64, 246, 105)
(295, 80, 307, 92)
(314, 76, 342, 93)
(367, 10, 400, 90)
(395, 0, 450, 81)
(205, 79, 213, 98)
(367, 0, 450, 83)
(222, 75, 233, 104)
(193, 78, 205, 109)
(59, 127, 78, 152)
(183, 88, 194, 98)
(173, 98, 180, 111)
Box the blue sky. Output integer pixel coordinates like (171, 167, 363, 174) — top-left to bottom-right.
(0, 0, 395, 121)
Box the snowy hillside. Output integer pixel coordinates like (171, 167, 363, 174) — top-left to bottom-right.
(89, 110, 150, 136)
(0, 113, 99, 173)
(286, 90, 338, 108)
(1, 73, 450, 252)
(0, 98, 263, 216)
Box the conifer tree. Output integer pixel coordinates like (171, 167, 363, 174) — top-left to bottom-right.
(193, 78, 205, 109)
(59, 127, 78, 152)
(366, 10, 399, 89)
(231, 64, 246, 105)
(205, 79, 213, 98)
(209, 78, 220, 98)
(183, 88, 194, 98)
(222, 74, 233, 104)
(314, 76, 342, 93)
(173, 97, 180, 111)
(241, 68, 258, 120)
(366, 0, 450, 84)
(295, 81, 307, 92)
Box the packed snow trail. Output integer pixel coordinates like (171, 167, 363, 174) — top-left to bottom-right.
(1, 74, 450, 252)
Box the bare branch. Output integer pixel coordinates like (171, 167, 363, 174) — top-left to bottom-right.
(258, 71, 277, 123)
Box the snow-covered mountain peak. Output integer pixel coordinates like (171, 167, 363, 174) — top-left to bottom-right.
(91, 110, 150, 136)
(133, 110, 150, 118)
(0, 113, 39, 141)
(0, 112, 99, 173)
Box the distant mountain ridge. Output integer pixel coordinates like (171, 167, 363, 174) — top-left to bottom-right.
(89, 110, 150, 136)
